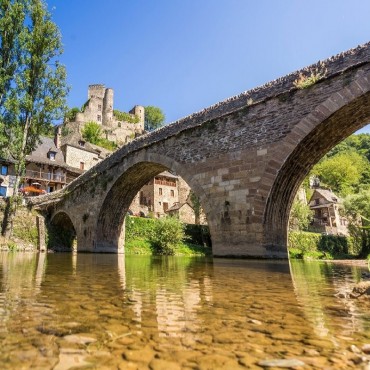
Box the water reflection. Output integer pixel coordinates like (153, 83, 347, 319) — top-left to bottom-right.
(0, 253, 368, 369)
(290, 260, 370, 343)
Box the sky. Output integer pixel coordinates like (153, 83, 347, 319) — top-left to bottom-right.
(47, 0, 370, 132)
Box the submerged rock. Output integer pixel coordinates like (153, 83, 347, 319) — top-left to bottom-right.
(350, 281, 370, 298)
(257, 358, 306, 368)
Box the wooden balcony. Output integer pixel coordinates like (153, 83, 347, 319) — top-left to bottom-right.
(154, 179, 176, 187)
(24, 169, 67, 184)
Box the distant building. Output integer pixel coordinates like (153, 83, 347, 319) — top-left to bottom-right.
(308, 188, 348, 235)
(62, 84, 145, 146)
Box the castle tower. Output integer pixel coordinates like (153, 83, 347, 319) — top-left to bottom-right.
(130, 105, 145, 130)
(88, 84, 105, 100)
(103, 88, 114, 126)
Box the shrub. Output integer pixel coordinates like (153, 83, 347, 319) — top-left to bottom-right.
(318, 235, 349, 255)
(125, 216, 156, 241)
(288, 231, 352, 259)
(293, 66, 327, 89)
(150, 216, 185, 255)
(113, 110, 139, 123)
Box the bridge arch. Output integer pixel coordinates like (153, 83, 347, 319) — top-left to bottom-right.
(94, 154, 212, 252)
(263, 73, 370, 250)
(50, 211, 78, 250)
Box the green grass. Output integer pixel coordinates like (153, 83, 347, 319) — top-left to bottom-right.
(125, 237, 210, 256)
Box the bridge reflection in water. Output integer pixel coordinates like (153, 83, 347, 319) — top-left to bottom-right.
(0, 253, 368, 369)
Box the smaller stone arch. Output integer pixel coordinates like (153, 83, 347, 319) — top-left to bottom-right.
(49, 211, 77, 251)
(94, 158, 212, 253)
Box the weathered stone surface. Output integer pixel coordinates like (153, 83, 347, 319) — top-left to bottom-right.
(257, 358, 306, 368)
(30, 42, 370, 258)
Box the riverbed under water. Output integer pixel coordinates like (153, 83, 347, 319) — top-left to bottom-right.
(0, 252, 369, 369)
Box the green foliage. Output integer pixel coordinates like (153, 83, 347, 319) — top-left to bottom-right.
(96, 137, 117, 151)
(0, 0, 68, 237)
(82, 121, 102, 144)
(125, 216, 209, 256)
(189, 190, 202, 225)
(113, 110, 139, 123)
(184, 224, 212, 247)
(289, 198, 313, 231)
(65, 107, 80, 122)
(126, 216, 156, 241)
(293, 66, 327, 89)
(81, 121, 117, 151)
(288, 231, 352, 259)
(144, 106, 165, 131)
(150, 216, 185, 255)
(311, 151, 367, 196)
(344, 189, 370, 257)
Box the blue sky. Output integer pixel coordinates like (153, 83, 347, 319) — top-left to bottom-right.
(48, 0, 370, 131)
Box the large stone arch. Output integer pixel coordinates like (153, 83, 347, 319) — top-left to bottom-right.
(263, 72, 370, 250)
(94, 154, 213, 253)
(50, 211, 78, 250)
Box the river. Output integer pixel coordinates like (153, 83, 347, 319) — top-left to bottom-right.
(0, 252, 369, 369)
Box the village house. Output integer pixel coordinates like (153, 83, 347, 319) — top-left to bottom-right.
(308, 188, 348, 236)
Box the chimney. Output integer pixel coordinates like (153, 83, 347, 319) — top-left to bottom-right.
(55, 126, 62, 148)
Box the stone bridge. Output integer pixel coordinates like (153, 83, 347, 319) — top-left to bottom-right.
(30, 42, 370, 258)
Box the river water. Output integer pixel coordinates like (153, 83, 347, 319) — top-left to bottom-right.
(0, 253, 369, 369)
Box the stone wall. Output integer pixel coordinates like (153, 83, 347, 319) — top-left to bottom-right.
(64, 145, 100, 171)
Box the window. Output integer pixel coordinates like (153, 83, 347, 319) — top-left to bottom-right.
(118, 122, 121, 128)
(98, 104, 102, 111)
(170, 190, 174, 197)
(0, 186, 6, 197)
(163, 202, 168, 212)
(1, 165, 8, 176)
(80, 162, 85, 170)
(47, 186, 54, 193)
(159, 188, 162, 195)
(97, 115, 101, 122)
(315, 199, 320, 205)
(48, 151, 56, 161)
(78, 140, 85, 147)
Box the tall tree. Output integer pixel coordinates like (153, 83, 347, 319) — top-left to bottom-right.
(144, 106, 165, 131)
(344, 189, 370, 257)
(1, 0, 68, 237)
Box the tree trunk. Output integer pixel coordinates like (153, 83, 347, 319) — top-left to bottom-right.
(1, 115, 31, 238)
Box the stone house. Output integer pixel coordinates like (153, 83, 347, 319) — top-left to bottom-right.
(308, 188, 348, 235)
(130, 171, 183, 218)
(0, 158, 17, 197)
(166, 202, 197, 224)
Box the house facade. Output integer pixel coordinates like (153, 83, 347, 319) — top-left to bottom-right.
(308, 188, 348, 236)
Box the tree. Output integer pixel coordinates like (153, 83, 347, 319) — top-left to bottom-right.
(81, 121, 117, 151)
(1, 0, 68, 237)
(344, 189, 370, 257)
(311, 152, 368, 196)
(81, 121, 102, 145)
(144, 106, 165, 131)
(189, 190, 201, 225)
(65, 107, 80, 122)
(289, 198, 313, 231)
